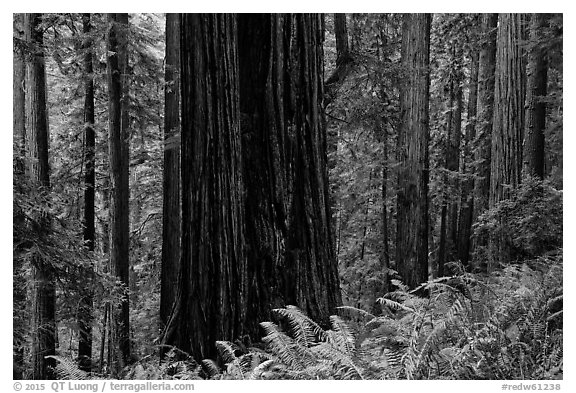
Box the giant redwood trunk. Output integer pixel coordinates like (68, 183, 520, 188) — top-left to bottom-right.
(25, 13, 56, 380)
(237, 14, 341, 332)
(523, 14, 548, 179)
(490, 13, 525, 206)
(107, 13, 131, 370)
(164, 14, 246, 361)
(396, 14, 431, 289)
(489, 13, 525, 266)
(78, 12, 95, 370)
(473, 14, 498, 223)
(160, 13, 181, 329)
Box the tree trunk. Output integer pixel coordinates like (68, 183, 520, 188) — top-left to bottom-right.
(160, 13, 181, 329)
(325, 13, 354, 103)
(523, 13, 548, 179)
(164, 14, 246, 361)
(489, 13, 526, 266)
(490, 13, 525, 206)
(238, 14, 341, 332)
(78, 12, 95, 372)
(473, 14, 498, 223)
(457, 49, 479, 267)
(334, 14, 350, 66)
(438, 50, 463, 276)
(396, 13, 431, 289)
(14, 14, 26, 175)
(107, 13, 131, 371)
(13, 13, 26, 380)
(25, 13, 56, 380)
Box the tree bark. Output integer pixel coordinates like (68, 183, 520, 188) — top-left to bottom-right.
(25, 13, 56, 380)
(489, 13, 526, 266)
(160, 13, 181, 329)
(107, 12, 131, 371)
(238, 14, 341, 332)
(164, 14, 246, 361)
(78, 12, 95, 372)
(473, 14, 498, 222)
(523, 13, 548, 179)
(490, 13, 525, 206)
(396, 13, 431, 289)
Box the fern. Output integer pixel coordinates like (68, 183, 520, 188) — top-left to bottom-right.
(46, 356, 89, 380)
(273, 305, 326, 345)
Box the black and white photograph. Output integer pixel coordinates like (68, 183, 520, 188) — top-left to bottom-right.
(11, 9, 565, 387)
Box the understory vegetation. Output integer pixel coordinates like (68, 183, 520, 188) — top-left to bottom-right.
(50, 251, 562, 380)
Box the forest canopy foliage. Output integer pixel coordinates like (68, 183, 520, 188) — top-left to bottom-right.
(13, 12, 562, 381)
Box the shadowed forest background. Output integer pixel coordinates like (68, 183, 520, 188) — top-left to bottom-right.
(13, 13, 563, 380)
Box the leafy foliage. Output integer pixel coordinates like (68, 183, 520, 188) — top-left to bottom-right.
(474, 178, 562, 263)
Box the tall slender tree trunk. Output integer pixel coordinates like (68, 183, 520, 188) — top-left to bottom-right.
(473, 14, 498, 223)
(523, 13, 548, 179)
(164, 14, 246, 361)
(472, 14, 498, 267)
(25, 13, 56, 380)
(160, 13, 181, 329)
(396, 13, 431, 289)
(325, 13, 354, 104)
(238, 14, 341, 333)
(334, 14, 350, 65)
(457, 49, 479, 267)
(107, 13, 131, 371)
(14, 15, 26, 175)
(13, 13, 26, 380)
(489, 13, 526, 267)
(438, 43, 464, 276)
(78, 12, 95, 372)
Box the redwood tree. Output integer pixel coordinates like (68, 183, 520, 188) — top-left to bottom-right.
(457, 48, 479, 267)
(78, 12, 95, 371)
(473, 14, 498, 222)
(25, 12, 56, 380)
(238, 14, 341, 332)
(490, 13, 525, 206)
(160, 12, 181, 328)
(489, 13, 526, 266)
(523, 13, 548, 179)
(396, 13, 431, 289)
(164, 14, 246, 361)
(107, 12, 131, 370)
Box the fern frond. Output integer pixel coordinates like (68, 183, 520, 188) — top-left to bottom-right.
(310, 342, 364, 379)
(328, 315, 356, 355)
(274, 305, 326, 344)
(215, 341, 244, 379)
(201, 359, 221, 379)
(46, 356, 88, 380)
(337, 306, 376, 321)
(378, 297, 415, 313)
(260, 321, 314, 370)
